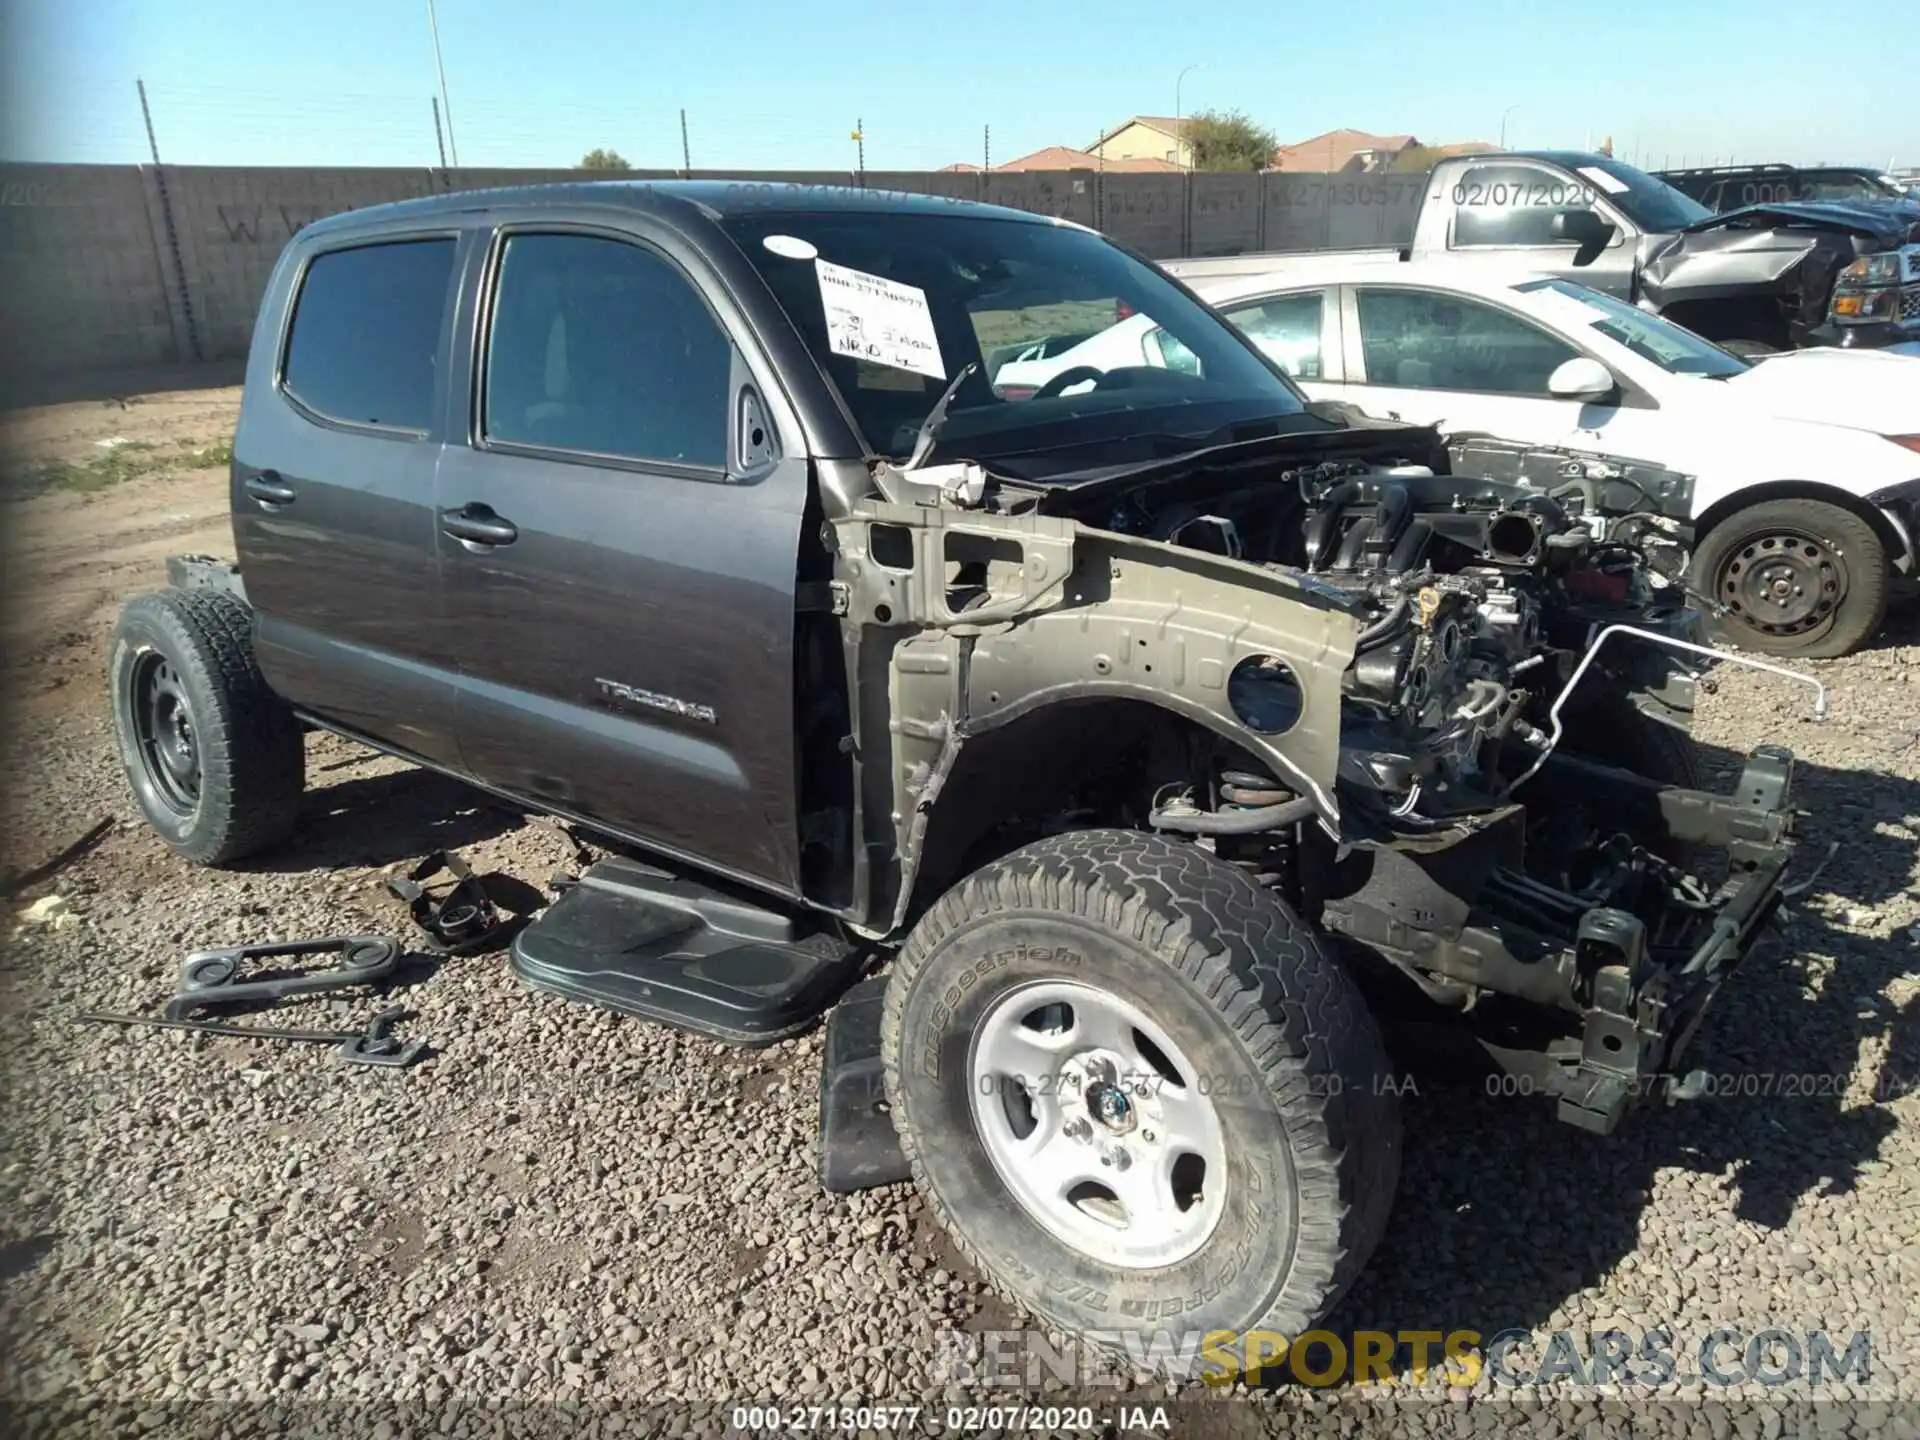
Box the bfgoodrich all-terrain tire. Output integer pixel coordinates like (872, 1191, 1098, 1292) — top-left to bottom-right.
(881, 829, 1400, 1374)
(1691, 498, 1889, 659)
(109, 589, 303, 865)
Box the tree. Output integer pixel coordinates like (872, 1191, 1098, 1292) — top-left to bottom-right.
(1184, 109, 1280, 172)
(578, 148, 633, 172)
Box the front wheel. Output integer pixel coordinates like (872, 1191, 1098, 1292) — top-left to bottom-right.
(881, 829, 1400, 1375)
(1690, 498, 1888, 658)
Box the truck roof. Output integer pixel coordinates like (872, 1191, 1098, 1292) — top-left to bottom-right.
(298, 179, 1052, 241)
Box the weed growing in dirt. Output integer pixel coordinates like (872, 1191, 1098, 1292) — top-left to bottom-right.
(2, 439, 234, 499)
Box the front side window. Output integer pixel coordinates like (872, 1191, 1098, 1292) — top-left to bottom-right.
(282, 238, 457, 431)
(1451, 164, 1601, 248)
(1797, 172, 1887, 203)
(1355, 288, 1579, 396)
(484, 233, 732, 469)
(1219, 292, 1326, 378)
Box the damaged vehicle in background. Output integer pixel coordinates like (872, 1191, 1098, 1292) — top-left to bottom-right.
(1657, 162, 1920, 211)
(109, 182, 1818, 1374)
(1172, 260, 1920, 658)
(1166, 150, 1920, 358)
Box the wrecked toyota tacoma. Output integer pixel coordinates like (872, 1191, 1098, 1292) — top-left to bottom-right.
(109, 182, 1813, 1367)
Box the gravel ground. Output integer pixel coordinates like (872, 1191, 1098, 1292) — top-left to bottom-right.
(1, 381, 1917, 1439)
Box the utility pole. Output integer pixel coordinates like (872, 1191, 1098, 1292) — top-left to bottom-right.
(431, 97, 448, 169)
(1175, 63, 1205, 169)
(426, 0, 460, 166)
(983, 124, 990, 172)
(680, 109, 691, 175)
(1500, 104, 1520, 150)
(137, 78, 161, 164)
(853, 118, 865, 186)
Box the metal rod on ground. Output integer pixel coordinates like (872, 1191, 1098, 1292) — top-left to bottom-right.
(426, 0, 459, 166)
(431, 96, 448, 170)
(680, 108, 691, 176)
(137, 78, 160, 164)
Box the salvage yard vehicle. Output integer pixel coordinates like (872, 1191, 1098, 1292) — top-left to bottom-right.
(111, 181, 1818, 1370)
(1181, 260, 1920, 658)
(1657, 162, 1920, 211)
(1167, 150, 1920, 357)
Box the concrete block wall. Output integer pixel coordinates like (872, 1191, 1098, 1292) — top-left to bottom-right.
(0, 163, 177, 383)
(0, 163, 1428, 381)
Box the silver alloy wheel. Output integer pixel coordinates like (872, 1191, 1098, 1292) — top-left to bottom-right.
(967, 979, 1227, 1268)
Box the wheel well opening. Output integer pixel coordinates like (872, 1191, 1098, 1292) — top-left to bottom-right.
(1693, 481, 1905, 567)
(902, 700, 1262, 928)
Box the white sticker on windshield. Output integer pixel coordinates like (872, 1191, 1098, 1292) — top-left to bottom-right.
(1576, 165, 1629, 196)
(762, 233, 818, 261)
(815, 259, 946, 379)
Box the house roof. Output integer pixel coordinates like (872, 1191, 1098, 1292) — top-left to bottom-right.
(996, 145, 1182, 173)
(1269, 128, 1418, 171)
(937, 162, 983, 172)
(1087, 115, 1192, 150)
(1433, 140, 1498, 157)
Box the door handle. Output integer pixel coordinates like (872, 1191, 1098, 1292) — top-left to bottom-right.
(440, 506, 519, 547)
(244, 472, 296, 507)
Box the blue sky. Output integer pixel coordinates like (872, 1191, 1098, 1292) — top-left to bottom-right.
(5, 0, 1916, 172)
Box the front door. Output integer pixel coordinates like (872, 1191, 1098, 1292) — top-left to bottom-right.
(435, 227, 810, 894)
(1340, 284, 1607, 445)
(1440, 159, 1639, 299)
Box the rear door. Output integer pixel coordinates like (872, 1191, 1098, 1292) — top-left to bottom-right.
(232, 232, 465, 767)
(1212, 287, 1343, 399)
(435, 225, 811, 895)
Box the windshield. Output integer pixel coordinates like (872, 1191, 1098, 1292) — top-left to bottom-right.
(720, 210, 1307, 462)
(1572, 156, 1713, 232)
(1517, 279, 1748, 377)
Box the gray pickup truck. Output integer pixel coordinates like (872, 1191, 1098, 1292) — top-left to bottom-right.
(1173, 151, 1920, 356)
(108, 180, 1811, 1376)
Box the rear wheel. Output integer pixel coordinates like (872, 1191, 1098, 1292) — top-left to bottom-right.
(1691, 498, 1888, 658)
(881, 829, 1400, 1375)
(110, 589, 304, 865)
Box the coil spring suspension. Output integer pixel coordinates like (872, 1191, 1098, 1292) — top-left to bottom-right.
(1215, 766, 1299, 890)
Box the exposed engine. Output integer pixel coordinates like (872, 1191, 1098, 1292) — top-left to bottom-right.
(1091, 455, 1688, 824)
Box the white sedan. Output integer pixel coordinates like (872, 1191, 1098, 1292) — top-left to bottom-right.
(1177, 260, 1920, 657)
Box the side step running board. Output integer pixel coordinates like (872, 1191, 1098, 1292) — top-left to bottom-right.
(509, 858, 861, 1046)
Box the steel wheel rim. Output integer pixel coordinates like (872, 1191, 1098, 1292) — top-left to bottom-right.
(967, 979, 1227, 1268)
(1718, 527, 1847, 638)
(129, 650, 200, 815)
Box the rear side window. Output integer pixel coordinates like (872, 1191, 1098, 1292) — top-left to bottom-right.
(282, 238, 457, 431)
(483, 233, 733, 469)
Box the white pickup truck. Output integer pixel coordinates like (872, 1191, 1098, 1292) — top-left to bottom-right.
(1167, 150, 1920, 358)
